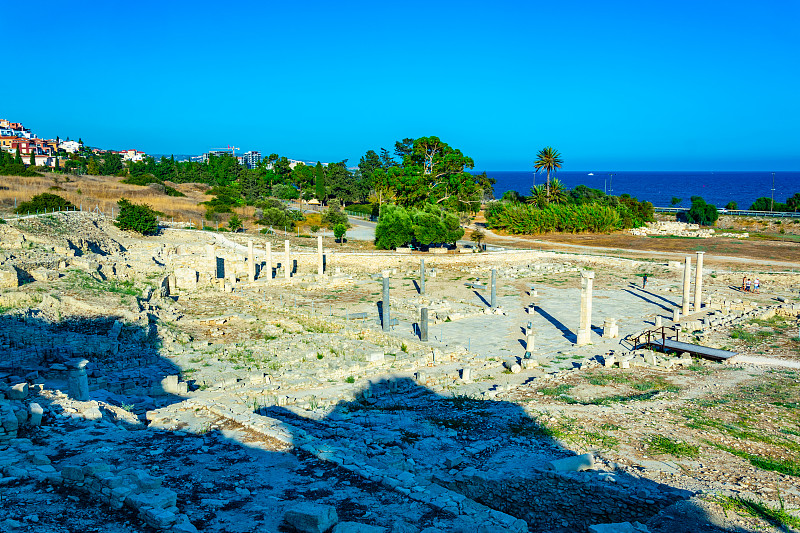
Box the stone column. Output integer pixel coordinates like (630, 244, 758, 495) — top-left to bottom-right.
(248, 240, 256, 282)
(317, 235, 324, 276)
(490, 268, 497, 308)
(67, 359, 89, 401)
(655, 315, 662, 328)
(420, 307, 428, 341)
(206, 244, 216, 279)
(525, 331, 535, 358)
(577, 270, 595, 346)
(382, 270, 391, 332)
(694, 251, 704, 312)
(265, 241, 272, 281)
(681, 255, 692, 316)
(420, 258, 425, 295)
(284, 240, 291, 279)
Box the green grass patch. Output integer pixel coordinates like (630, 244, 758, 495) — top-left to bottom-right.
(718, 496, 800, 530)
(708, 441, 800, 477)
(645, 435, 699, 458)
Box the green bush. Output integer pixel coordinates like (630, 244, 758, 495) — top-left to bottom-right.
(486, 202, 624, 234)
(375, 204, 464, 249)
(334, 223, 347, 242)
(321, 200, 349, 229)
(115, 198, 159, 235)
(375, 204, 414, 249)
(15, 193, 76, 214)
(685, 196, 719, 226)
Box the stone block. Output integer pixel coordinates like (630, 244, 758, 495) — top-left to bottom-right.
(8, 383, 28, 400)
(28, 403, 43, 426)
(283, 502, 338, 533)
(547, 453, 594, 472)
(0, 266, 19, 288)
(366, 352, 384, 363)
(126, 487, 177, 510)
(332, 523, 387, 533)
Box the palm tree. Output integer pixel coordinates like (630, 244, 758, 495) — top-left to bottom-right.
(533, 146, 563, 196)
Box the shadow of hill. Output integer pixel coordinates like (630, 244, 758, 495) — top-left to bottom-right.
(258, 377, 749, 533)
(0, 310, 759, 533)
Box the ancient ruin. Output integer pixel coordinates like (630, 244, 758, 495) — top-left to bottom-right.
(1, 211, 799, 533)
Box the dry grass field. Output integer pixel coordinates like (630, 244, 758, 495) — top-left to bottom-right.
(0, 172, 264, 228)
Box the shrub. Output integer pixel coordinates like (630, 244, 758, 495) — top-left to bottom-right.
(115, 198, 159, 235)
(15, 193, 76, 214)
(334, 223, 347, 243)
(321, 200, 349, 229)
(685, 196, 719, 226)
(375, 204, 414, 249)
(228, 214, 243, 232)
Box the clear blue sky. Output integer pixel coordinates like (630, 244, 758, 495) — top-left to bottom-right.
(7, 1, 799, 170)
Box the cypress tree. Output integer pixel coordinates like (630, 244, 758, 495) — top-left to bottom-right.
(15, 147, 23, 165)
(30, 149, 36, 167)
(315, 161, 325, 201)
(55, 156, 60, 171)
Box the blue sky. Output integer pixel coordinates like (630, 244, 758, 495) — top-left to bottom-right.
(6, 1, 799, 170)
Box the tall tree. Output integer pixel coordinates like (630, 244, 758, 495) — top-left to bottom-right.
(15, 147, 23, 165)
(533, 146, 563, 196)
(29, 149, 36, 167)
(315, 161, 326, 201)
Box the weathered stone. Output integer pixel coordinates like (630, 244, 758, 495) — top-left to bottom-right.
(283, 502, 338, 533)
(331, 523, 387, 533)
(547, 453, 594, 472)
(28, 403, 43, 426)
(8, 383, 28, 400)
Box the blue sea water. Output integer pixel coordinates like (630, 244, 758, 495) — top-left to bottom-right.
(478, 170, 800, 210)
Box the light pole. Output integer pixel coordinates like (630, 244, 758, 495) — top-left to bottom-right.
(770, 172, 775, 212)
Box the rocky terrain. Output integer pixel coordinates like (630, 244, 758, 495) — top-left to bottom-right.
(1, 211, 799, 533)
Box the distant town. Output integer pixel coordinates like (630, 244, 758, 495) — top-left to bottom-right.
(0, 118, 322, 171)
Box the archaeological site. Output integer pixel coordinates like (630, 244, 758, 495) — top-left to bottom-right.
(1, 211, 799, 533)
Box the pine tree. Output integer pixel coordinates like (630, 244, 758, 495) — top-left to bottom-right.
(315, 161, 325, 202)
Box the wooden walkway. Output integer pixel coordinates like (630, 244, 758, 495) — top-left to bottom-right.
(637, 338, 737, 362)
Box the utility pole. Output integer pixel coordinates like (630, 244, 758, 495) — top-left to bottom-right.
(771, 172, 775, 212)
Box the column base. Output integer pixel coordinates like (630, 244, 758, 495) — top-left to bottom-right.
(576, 330, 591, 346)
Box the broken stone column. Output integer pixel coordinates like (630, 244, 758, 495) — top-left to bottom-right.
(577, 270, 595, 346)
(655, 315, 662, 328)
(673, 308, 681, 322)
(602, 318, 619, 338)
(490, 268, 497, 308)
(317, 235, 324, 276)
(206, 244, 216, 279)
(420, 258, 425, 295)
(284, 240, 291, 279)
(694, 251, 704, 312)
(461, 368, 471, 381)
(67, 359, 89, 401)
(248, 240, 256, 282)
(420, 307, 428, 341)
(382, 270, 391, 332)
(682, 255, 692, 316)
(503, 359, 521, 373)
(265, 241, 272, 281)
(524, 332, 535, 358)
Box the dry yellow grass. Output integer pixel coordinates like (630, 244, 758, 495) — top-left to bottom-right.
(0, 172, 218, 223)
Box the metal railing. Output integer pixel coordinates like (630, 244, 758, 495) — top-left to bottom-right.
(654, 206, 800, 218)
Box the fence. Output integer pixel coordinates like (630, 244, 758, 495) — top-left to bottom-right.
(654, 206, 800, 218)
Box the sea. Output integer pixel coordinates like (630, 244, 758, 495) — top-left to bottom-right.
(477, 170, 800, 209)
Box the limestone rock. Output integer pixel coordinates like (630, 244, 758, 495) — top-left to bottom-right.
(8, 383, 28, 400)
(331, 523, 387, 533)
(283, 502, 338, 533)
(0, 266, 18, 288)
